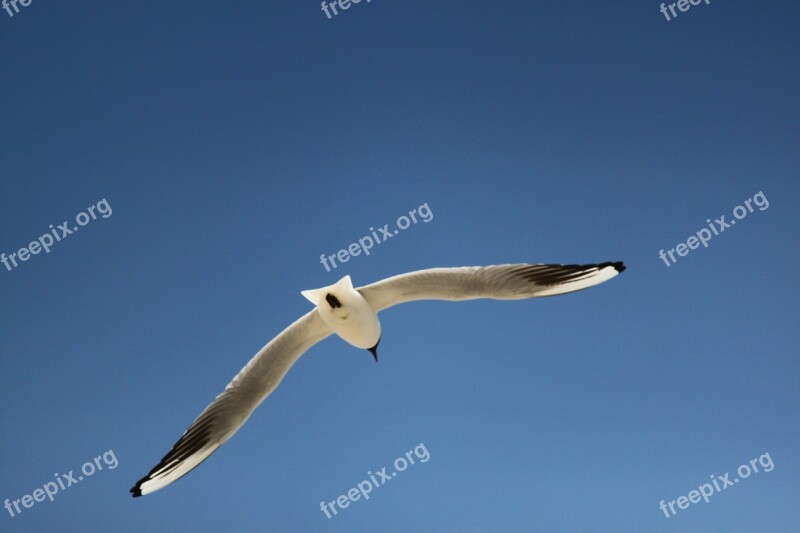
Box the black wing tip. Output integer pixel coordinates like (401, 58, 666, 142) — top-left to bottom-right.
(128, 420, 216, 497)
(129, 461, 163, 498)
(130, 472, 152, 497)
(130, 483, 144, 498)
(598, 261, 626, 273)
(535, 261, 625, 273)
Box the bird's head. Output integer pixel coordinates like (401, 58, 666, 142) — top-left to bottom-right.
(301, 275, 381, 361)
(301, 275, 357, 320)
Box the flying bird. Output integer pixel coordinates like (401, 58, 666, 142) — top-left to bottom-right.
(131, 261, 625, 497)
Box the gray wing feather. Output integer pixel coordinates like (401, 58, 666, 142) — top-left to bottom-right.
(131, 309, 331, 496)
(357, 262, 625, 312)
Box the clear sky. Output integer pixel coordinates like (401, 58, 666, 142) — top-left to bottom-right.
(1, 1, 798, 531)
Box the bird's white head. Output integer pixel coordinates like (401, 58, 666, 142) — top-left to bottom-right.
(301, 275, 381, 360)
(301, 275, 357, 320)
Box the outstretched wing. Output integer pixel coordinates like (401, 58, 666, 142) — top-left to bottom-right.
(131, 310, 331, 497)
(357, 262, 625, 312)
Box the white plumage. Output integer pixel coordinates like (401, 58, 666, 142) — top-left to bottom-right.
(131, 261, 624, 497)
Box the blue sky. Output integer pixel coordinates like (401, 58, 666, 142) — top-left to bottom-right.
(1, 1, 798, 531)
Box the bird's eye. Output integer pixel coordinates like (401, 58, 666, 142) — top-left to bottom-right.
(325, 293, 342, 309)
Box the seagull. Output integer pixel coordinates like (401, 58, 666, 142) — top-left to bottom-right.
(130, 261, 625, 497)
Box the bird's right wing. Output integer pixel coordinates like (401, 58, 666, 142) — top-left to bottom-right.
(131, 309, 332, 497)
(357, 262, 625, 312)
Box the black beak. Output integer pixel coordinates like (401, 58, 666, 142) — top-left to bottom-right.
(368, 338, 380, 363)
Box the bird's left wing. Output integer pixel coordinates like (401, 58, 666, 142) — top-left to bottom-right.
(131, 309, 331, 497)
(357, 262, 625, 312)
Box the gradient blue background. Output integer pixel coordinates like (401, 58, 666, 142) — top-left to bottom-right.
(1, 1, 798, 531)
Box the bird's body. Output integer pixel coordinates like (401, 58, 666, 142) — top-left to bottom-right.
(131, 261, 625, 497)
(301, 275, 381, 351)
